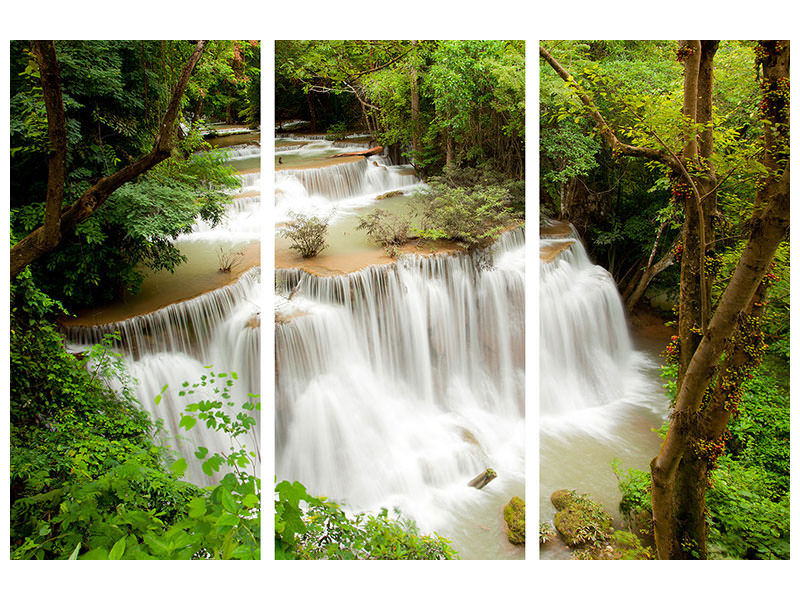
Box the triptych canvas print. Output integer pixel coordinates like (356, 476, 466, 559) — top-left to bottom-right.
(7, 39, 790, 570)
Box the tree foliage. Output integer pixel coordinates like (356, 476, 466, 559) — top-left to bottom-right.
(275, 40, 524, 178)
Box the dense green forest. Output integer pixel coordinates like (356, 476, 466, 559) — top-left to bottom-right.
(276, 40, 524, 178)
(10, 40, 262, 559)
(540, 40, 789, 559)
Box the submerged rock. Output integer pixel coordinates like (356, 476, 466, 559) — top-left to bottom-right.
(504, 496, 525, 545)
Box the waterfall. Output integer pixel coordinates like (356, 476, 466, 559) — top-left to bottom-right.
(275, 228, 525, 535)
(64, 142, 262, 485)
(276, 157, 418, 202)
(540, 224, 634, 418)
(539, 221, 665, 436)
(274, 137, 422, 225)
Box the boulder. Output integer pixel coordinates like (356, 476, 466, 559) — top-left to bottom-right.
(550, 489, 613, 548)
(503, 496, 525, 545)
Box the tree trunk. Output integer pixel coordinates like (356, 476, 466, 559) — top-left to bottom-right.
(306, 92, 318, 131)
(31, 41, 67, 254)
(668, 41, 720, 559)
(409, 41, 421, 158)
(445, 129, 454, 168)
(625, 251, 674, 313)
(652, 41, 789, 559)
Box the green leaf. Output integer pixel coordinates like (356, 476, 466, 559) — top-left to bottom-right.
(179, 415, 197, 430)
(219, 486, 237, 514)
(68, 542, 81, 560)
(109, 537, 126, 560)
(217, 512, 240, 529)
(143, 533, 171, 557)
(170, 457, 187, 477)
(188, 496, 207, 519)
(194, 446, 209, 459)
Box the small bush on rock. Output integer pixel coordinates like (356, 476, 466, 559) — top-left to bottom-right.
(281, 212, 329, 258)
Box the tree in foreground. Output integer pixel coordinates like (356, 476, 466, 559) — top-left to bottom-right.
(541, 40, 789, 559)
(10, 40, 207, 281)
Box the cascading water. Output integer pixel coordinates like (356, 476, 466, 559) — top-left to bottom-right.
(275, 137, 420, 224)
(540, 223, 635, 419)
(539, 221, 667, 558)
(275, 136, 524, 558)
(65, 138, 261, 485)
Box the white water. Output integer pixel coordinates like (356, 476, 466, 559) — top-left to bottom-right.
(539, 223, 667, 558)
(275, 228, 525, 559)
(274, 137, 422, 225)
(66, 143, 262, 485)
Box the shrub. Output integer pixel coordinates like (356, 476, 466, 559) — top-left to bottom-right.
(275, 480, 458, 560)
(412, 174, 517, 249)
(612, 459, 652, 520)
(11, 362, 261, 560)
(356, 208, 410, 248)
(281, 212, 329, 258)
(706, 457, 790, 560)
(217, 246, 245, 272)
(325, 121, 349, 141)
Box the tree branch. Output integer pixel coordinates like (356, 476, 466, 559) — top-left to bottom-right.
(539, 45, 681, 170)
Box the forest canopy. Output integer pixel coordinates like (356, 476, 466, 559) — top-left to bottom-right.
(276, 40, 524, 178)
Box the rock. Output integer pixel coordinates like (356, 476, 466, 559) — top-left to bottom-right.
(551, 489, 613, 548)
(503, 496, 525, 545)
(467, 468, 497, 489)
(376, 190, 403, 200)
(550, 489, 573, 511)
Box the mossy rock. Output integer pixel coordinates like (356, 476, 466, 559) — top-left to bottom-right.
(503, 496, 525, 545)
(550, 489, 574, 511)
(551, 489, 613, 548)
(573, 530, 653, 560)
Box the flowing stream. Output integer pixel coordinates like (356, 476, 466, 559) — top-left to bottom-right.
(64, 132, 262, 485)
(275, 136, 525, 559)
(539, 222, 667, 559)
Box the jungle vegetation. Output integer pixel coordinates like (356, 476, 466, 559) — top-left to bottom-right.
(540, 40, 789, 560)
